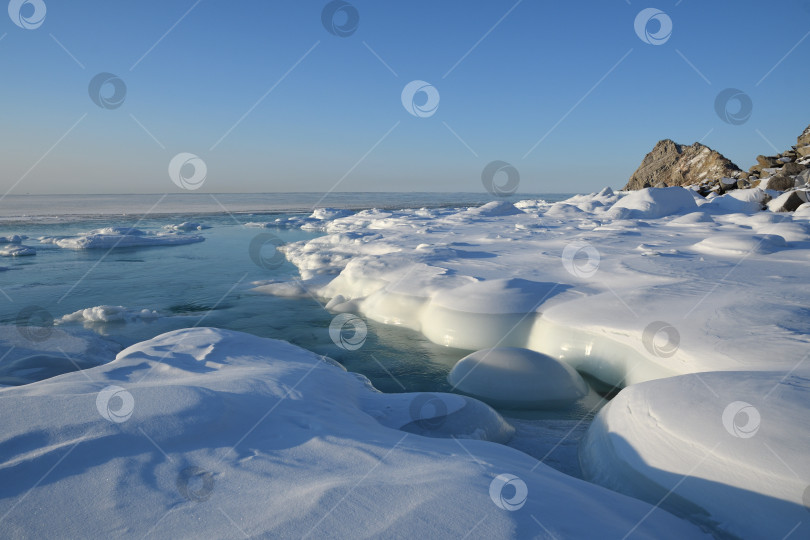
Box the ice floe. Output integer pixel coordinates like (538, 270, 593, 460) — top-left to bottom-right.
(41, 226, 205, 249)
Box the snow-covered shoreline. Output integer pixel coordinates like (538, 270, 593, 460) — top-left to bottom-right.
(254, 186, 810, 537)
(2, 186, 809, 537)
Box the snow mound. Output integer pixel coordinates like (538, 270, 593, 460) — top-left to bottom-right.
(0, 244, 36, 256)
(0, 234, 23, 244)
(706, 187, 767, 213)
(666, 212, 715, 226)
(448, 348, 588, 409)
(459, 200, 524, 217)
(58, 305, 161, 324)
(580, 371, 810, 539)
(52, 227, 205, 249)
(608, 187, 697, 219)
(0, 328, 705, 538)
(692, 233, 787, 256)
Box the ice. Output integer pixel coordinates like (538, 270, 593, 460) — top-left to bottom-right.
(447, 347, 588, 409)
(0, 244, 36, 256)
(0, 234, 23, 243)
(48, 226, 205, 249)
(0, 328, 705, 538)
(271, 186, 810, 391)
(163, 222, 211, 231)
(580, 371, 810, 539)
(58, 305, 161, 324)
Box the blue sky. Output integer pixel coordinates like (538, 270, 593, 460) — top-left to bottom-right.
(1, 0, 809, 195)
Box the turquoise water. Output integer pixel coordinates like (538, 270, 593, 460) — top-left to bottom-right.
(1, 193, 608, 425)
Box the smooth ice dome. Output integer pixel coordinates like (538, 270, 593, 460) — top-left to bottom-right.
(448, 347, 588, 409)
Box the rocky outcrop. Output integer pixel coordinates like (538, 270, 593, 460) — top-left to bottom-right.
(797, 125, 810, 157)
(623, 140, 742, 191)
(624, 124, 810, 211)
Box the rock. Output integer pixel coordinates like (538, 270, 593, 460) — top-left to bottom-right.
(798, 168, 810, 186)
(769, 190, 808, 212)
(624, 140, 742, 190)
(798, 145, 810, 158)
(737, 179, 749, 189)
(798, 124, 810, 148)
(757, 155, 781, 169)
(781, 162, 805, 176)
(767, 175, 796, 191)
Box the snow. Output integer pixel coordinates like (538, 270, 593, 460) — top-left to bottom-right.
(0, 244, 36, 256)
(580, 371, 810, 539)
(448, 348, 588, 409)
(43, 227, 205, 249)
(705, 187, 767, 213)
(58, 305, 161, 324)
(0, 234, 23, 243)
(0, 326, 120, 386)
(163, 222, 211, 231)
(6, 184, 810, 537)
(0, 328, 705, 538)
(607, 187, 697, 219)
